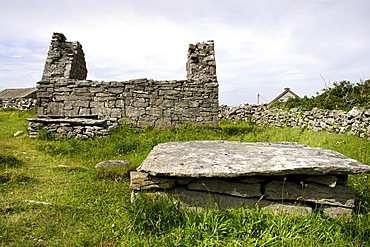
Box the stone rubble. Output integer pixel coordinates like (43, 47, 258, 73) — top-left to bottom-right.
(130, 141, 370, 217)
(95, 160, 131, 169)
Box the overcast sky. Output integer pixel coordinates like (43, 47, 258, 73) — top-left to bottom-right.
(1, 0, 369, 106)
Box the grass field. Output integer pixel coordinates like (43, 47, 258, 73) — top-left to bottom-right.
(1, 109, 370, 246)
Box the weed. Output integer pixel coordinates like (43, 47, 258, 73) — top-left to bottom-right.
(94, 166, 135, 182)
(37, 128, 54, 141)
(128, 193, 185, 235)
(0, 153, 23, 169)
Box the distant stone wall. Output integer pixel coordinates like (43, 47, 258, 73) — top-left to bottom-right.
(220, 104, 370, 139)
(0, 97, 36, 110)
(28, 33, 219, 138)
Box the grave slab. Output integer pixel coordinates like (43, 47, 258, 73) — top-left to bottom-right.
(137, 141, 370, 177)
(132, 141, 370, 217)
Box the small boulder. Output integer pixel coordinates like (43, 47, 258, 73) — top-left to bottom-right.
(14, 131, 24, 137)
(95, 160, 131, 169)
(348, 107, 363, 117)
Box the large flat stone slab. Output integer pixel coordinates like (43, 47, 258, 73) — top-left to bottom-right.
(264, 180, 355, 207)
(137, 141, 370, 177)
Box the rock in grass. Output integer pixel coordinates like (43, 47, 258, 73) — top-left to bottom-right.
(321, 206, 353, 217)
(14, 131, 24, 137)
(1, 207, 14, 213)
(95, 160, 131, 169)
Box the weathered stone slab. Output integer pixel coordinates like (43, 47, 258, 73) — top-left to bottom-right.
(27, 118, 107, 125)
(264, 180, 355, 207)
(95, 160, 130, 169)
(167, 187, 257, 210)
(263, 204, 312, 216)
(237, 176, 266, 184)
(304, 175, 338, 187)
(321, 206, 353, 217)
(130, 171, 176, 190)
(137, 141, 370, 177)
(187, 178, 261, 197)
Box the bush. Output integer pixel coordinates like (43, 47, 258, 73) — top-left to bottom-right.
(275, 79, 370, 111)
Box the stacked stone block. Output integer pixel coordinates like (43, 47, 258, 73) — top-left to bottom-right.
(42, 32, 87, 81)
(186, 41, 217, 82)
(131, 173, 354, 217)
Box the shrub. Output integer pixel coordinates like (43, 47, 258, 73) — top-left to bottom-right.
(275, 79, 370, 111)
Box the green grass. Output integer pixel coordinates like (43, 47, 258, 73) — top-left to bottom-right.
(1, 110, 370, 246)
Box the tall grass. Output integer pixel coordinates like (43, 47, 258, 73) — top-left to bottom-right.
(1, 110, 370, 246)
(125, 194, 370, 246)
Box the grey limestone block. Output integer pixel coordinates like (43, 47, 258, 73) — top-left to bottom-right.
(130, 171, 176, 191)
(321, 206, 353, 217)
(166, 187, 260, 210)
(263, 204, 312, 216)
(303, 175, 339, 187)
(188, 178, 261, 198)
(237, 176, 266, 184)
(264, 180, 355, 208)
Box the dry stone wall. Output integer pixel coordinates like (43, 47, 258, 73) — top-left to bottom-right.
(0, 98, 36, 110)
(28, 33, 219, 138)
(220, 104, 370, 139)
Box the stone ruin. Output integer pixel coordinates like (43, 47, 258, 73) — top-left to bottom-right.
(130, 141, 370, 217)
(27, 33, 219, 138)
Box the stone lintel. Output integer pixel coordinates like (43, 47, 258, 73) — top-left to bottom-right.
(27, 118, 107, 125)
(38, 115, 99, 119)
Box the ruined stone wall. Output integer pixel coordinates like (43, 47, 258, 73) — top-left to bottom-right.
(220, 104, 370, 139)
(35, 78, 218, 127)
(28, 33, 219, 138)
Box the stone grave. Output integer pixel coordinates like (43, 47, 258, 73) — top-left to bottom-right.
(130, 141, 370, 217)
